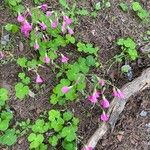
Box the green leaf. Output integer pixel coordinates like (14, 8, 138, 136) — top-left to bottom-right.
(18, 72, 25, 79)
(63, 111, 73, 121)
(132, 2, 142, 11)
(121, 65, 131, 73)
(50, 94, 59, 105)
(51, 118, 64, 132)
(5, 24, 13, 31)
(17, 57, 27, 68)
(95, 2, 101, 10)
(32, 119, 49, 133)
(15, 83, 29, 99)
(137, 10, 149, 19)
(61, 126, 76, 142)
(72, 117, 79, 126)
(117, 38, 124, 45)
(62, 141, 76, 150)
(28, 133, 44, 149)
(48, 109, 61, 121)
(59, 0, 69, 9)
(28, 133, 36, 142)
(48, 135, 58, 146)
(86, 55, 96, 66)
(76, 9, 89, 16)
(119, 3, 128, 12)
(5, 24, 18, 33)
(0, 129, 17, 146)
(66, 34, 75, 44)
(0, 88, 8, 106)
(8, 0, 17, 6)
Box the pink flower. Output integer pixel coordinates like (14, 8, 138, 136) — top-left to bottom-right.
(61, 86, 72, 93)
(100, 96, 110, 108)
(61, 54, 69, 63)
(21, 21, 32, 37)
(112, 87, 118, 97)
(112, 87, 125, 99)
(63, 16, 72, 25)
(39, 22, 47, 30)
(99, 79, 105, 86)
(46, 11, 53, 17)
(82, 147, 93, 150)
(117, 89, 125, 99)
(68, 27, 74, 35)
(0, 51, 4, 59)
(44, 54, 50, 64)
(17, 15, 25, 23)
(40, 4, 48, 11)
(34, 41, 39, 50)
(88, 91, 100, 103)
(100, 112, 109, 122)
(36, 74, 43, 83)
(51, 19, 58, 29)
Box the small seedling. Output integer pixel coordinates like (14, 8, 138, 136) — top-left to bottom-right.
(119, 2, 128, 12)
(132, 2, 149, 21)
(117, 37, 138, 61)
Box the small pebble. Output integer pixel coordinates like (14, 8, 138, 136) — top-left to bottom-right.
(145, 122, 150, 128)
(140, 110, 148, 117)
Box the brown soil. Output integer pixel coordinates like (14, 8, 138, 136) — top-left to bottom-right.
(0, 0, 150, 150)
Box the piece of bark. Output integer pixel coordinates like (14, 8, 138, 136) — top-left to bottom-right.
(84, 67, 150, 149)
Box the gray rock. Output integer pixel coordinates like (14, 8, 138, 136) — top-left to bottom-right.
(140, 110, 148, 117)
(1, 34, 10, 45)
(145, 122, 150, 128)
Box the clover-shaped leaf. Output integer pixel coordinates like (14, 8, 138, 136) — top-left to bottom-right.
(48, 109, 61, 121)
(61, 126, 76, 142)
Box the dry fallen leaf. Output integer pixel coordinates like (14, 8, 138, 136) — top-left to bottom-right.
(117, 131, 124, 142)
(18, 41, 24, 52)
(117, 134, 123, 142)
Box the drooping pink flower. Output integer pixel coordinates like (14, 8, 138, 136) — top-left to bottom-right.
(112, 87, 125, 99)
(112, 87, 118, 97)
(61, 86, 72, 93)
(46, 11, 53, 17)
(40, 4, 48, 11)
(99, 79, 105, 86)
(117, 89, 125, 99)
(82, 147, 93, 150)
(61, 54, 69, 63)
(34, 41, 39, 50)
(44, 54, 50, 64)
(0, 51, 4, 59)
(100, 96, 110, 108)
(17, 15, 25, 23)
(21, 21, 32, 37)
(36, 74, 43, 83)
(68, 27, 74, 35)
(88, 91, 100, 103)
(63, 16, 72, 25)
(100, 112, 109, 122)
(51, 19, 58, 29)
(39, 22, 47, 30)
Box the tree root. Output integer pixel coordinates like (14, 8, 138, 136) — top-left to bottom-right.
(84, 67, 150, 149)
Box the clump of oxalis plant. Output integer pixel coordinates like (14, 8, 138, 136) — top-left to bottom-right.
(0, 88, 17, 146)
(19, 110, 79, 150)
(132, 1, 149, 22)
